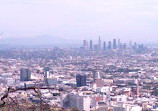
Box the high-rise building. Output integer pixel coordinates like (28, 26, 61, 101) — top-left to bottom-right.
(129, 41, 132, 49)
(103, 41, 106, 51)
(98, 36, 101, 50)
(133, 42, 137, 49)
(44, 67, 50, 85)
(44, 67, 50, 78)
(20, 68, 31, 81)
(118, 39, 120, 48)
(83, 40, 88, 49)
(83, 40, 86, 47)
(113, 39, 117, 49)
(90, 40, 93, 50)
(94, 44, 98, 51)
(108, 41, 112, 50)
(123, 43, 127, 50)
(76, 74, 86, 87)
(93, 71, 102, 81)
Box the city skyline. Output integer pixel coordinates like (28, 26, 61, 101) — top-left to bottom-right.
(0, 35, 147, 47)
(1, 1, 158, 111)
(0, 0, 158, 44)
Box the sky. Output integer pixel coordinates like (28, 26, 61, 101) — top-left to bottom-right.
(0, 0, 158, 44)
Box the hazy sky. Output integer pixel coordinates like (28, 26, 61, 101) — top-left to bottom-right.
(0, 0, 158, 43)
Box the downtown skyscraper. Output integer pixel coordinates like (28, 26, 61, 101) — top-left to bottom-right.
(108, 41, 112, 50)
(113, 39, 117, 49)
(98, 36, 102, 50)
(20, 68, 31, 81)
(90, 40, 93, 51)
(103, 41, 106, 51)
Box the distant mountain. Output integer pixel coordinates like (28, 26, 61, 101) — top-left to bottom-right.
(0, 35, 81, 47)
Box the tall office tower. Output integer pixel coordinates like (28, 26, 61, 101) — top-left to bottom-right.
(129, 41, 132, 49)
(44, 67, 50, 78)
(98, 36, 102, 50)
(20, 68, 31, 81)
(134, 42, 137, 49)
(123, 43, 127, 50)
(93, 71, 102, 81)
(76, 74, 86, 87)
(113, 39, 117, 49)
(103, 41, 106, 51)
(118, 39, 120, 48)
(90, 40, 93, 50)
(83, 40, 88, 49)
(94, 44, 98, 51)
(83, 40, 86, 47)
(108, 41, 112, 50)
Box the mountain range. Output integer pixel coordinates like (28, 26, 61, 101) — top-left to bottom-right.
(0, 35, 81, 48)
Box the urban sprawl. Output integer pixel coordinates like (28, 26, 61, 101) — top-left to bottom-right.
(0, 38, 158, 111)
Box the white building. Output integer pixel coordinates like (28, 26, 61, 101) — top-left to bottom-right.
(94, 71, 102, 80)
(61, 93, 91, 111)
(6, 78, 15, 86)
(96, 86, 112, 94)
